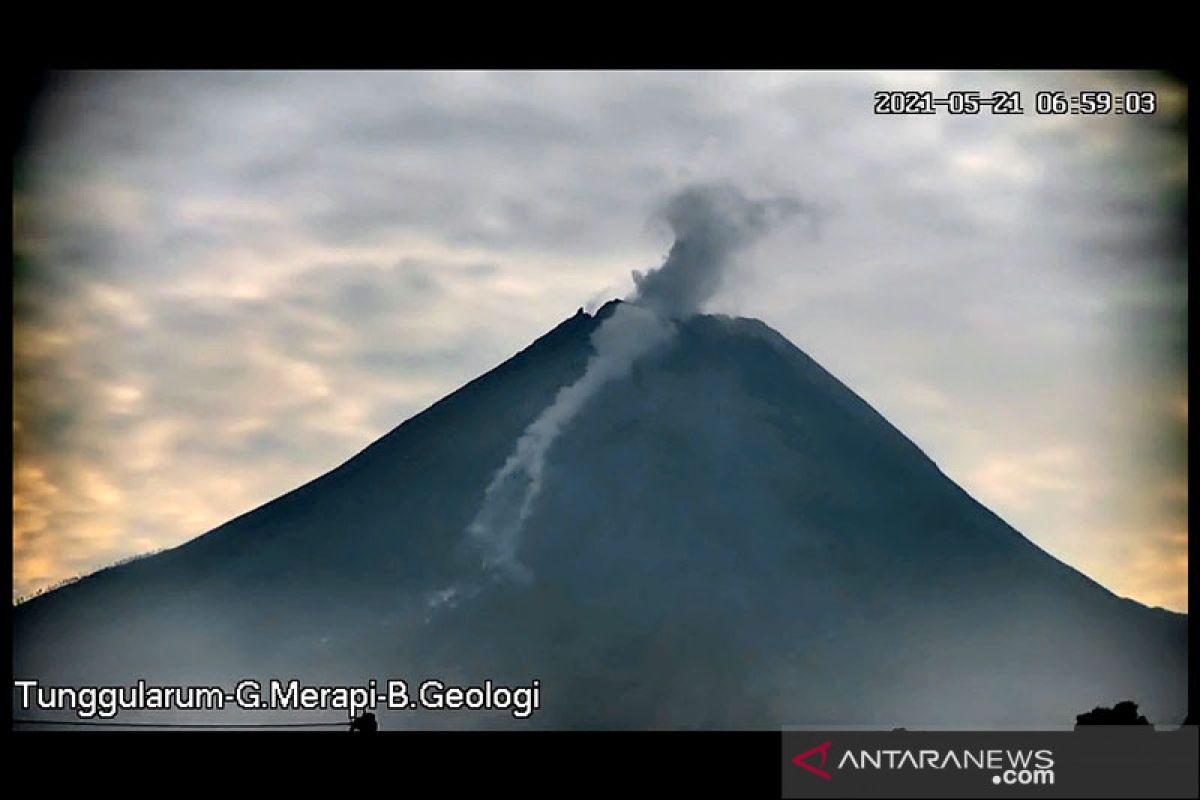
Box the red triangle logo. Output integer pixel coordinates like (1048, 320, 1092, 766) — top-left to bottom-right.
(792, 741, 832, 780)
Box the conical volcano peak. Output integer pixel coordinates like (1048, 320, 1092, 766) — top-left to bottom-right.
(12, 301, 1188, 729)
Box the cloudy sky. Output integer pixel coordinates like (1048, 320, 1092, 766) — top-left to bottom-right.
(12, 71, 1187, 611)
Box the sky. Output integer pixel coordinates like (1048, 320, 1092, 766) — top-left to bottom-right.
(12, 70, 1188, 611)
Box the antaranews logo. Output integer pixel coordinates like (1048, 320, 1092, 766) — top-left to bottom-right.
(792, 741, 832, 780)
(790, 741, 1056, 787)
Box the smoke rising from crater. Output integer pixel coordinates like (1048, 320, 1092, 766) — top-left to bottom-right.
(466, 183, 805, 580)
(632, 183, 810, 316)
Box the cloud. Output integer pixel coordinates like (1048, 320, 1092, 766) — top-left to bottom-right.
(967, 445, 1089, 514)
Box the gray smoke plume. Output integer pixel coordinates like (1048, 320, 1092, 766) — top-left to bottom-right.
(465, 302, 674, 582)
(465, 183, 804, 582)
(632, 183, 809, 316)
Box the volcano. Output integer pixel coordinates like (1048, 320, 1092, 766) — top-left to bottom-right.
(12, 300, 1188, 729)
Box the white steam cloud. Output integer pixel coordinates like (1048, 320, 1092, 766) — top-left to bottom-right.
(465, 183, 805, 581)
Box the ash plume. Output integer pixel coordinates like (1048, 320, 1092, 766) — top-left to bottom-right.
(465, 183, 804, 581)
(632, 183, 810, 316)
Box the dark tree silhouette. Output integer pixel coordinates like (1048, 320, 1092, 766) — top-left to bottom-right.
(349, 712, 378, 733)
(1074, 700, 1152, 728)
